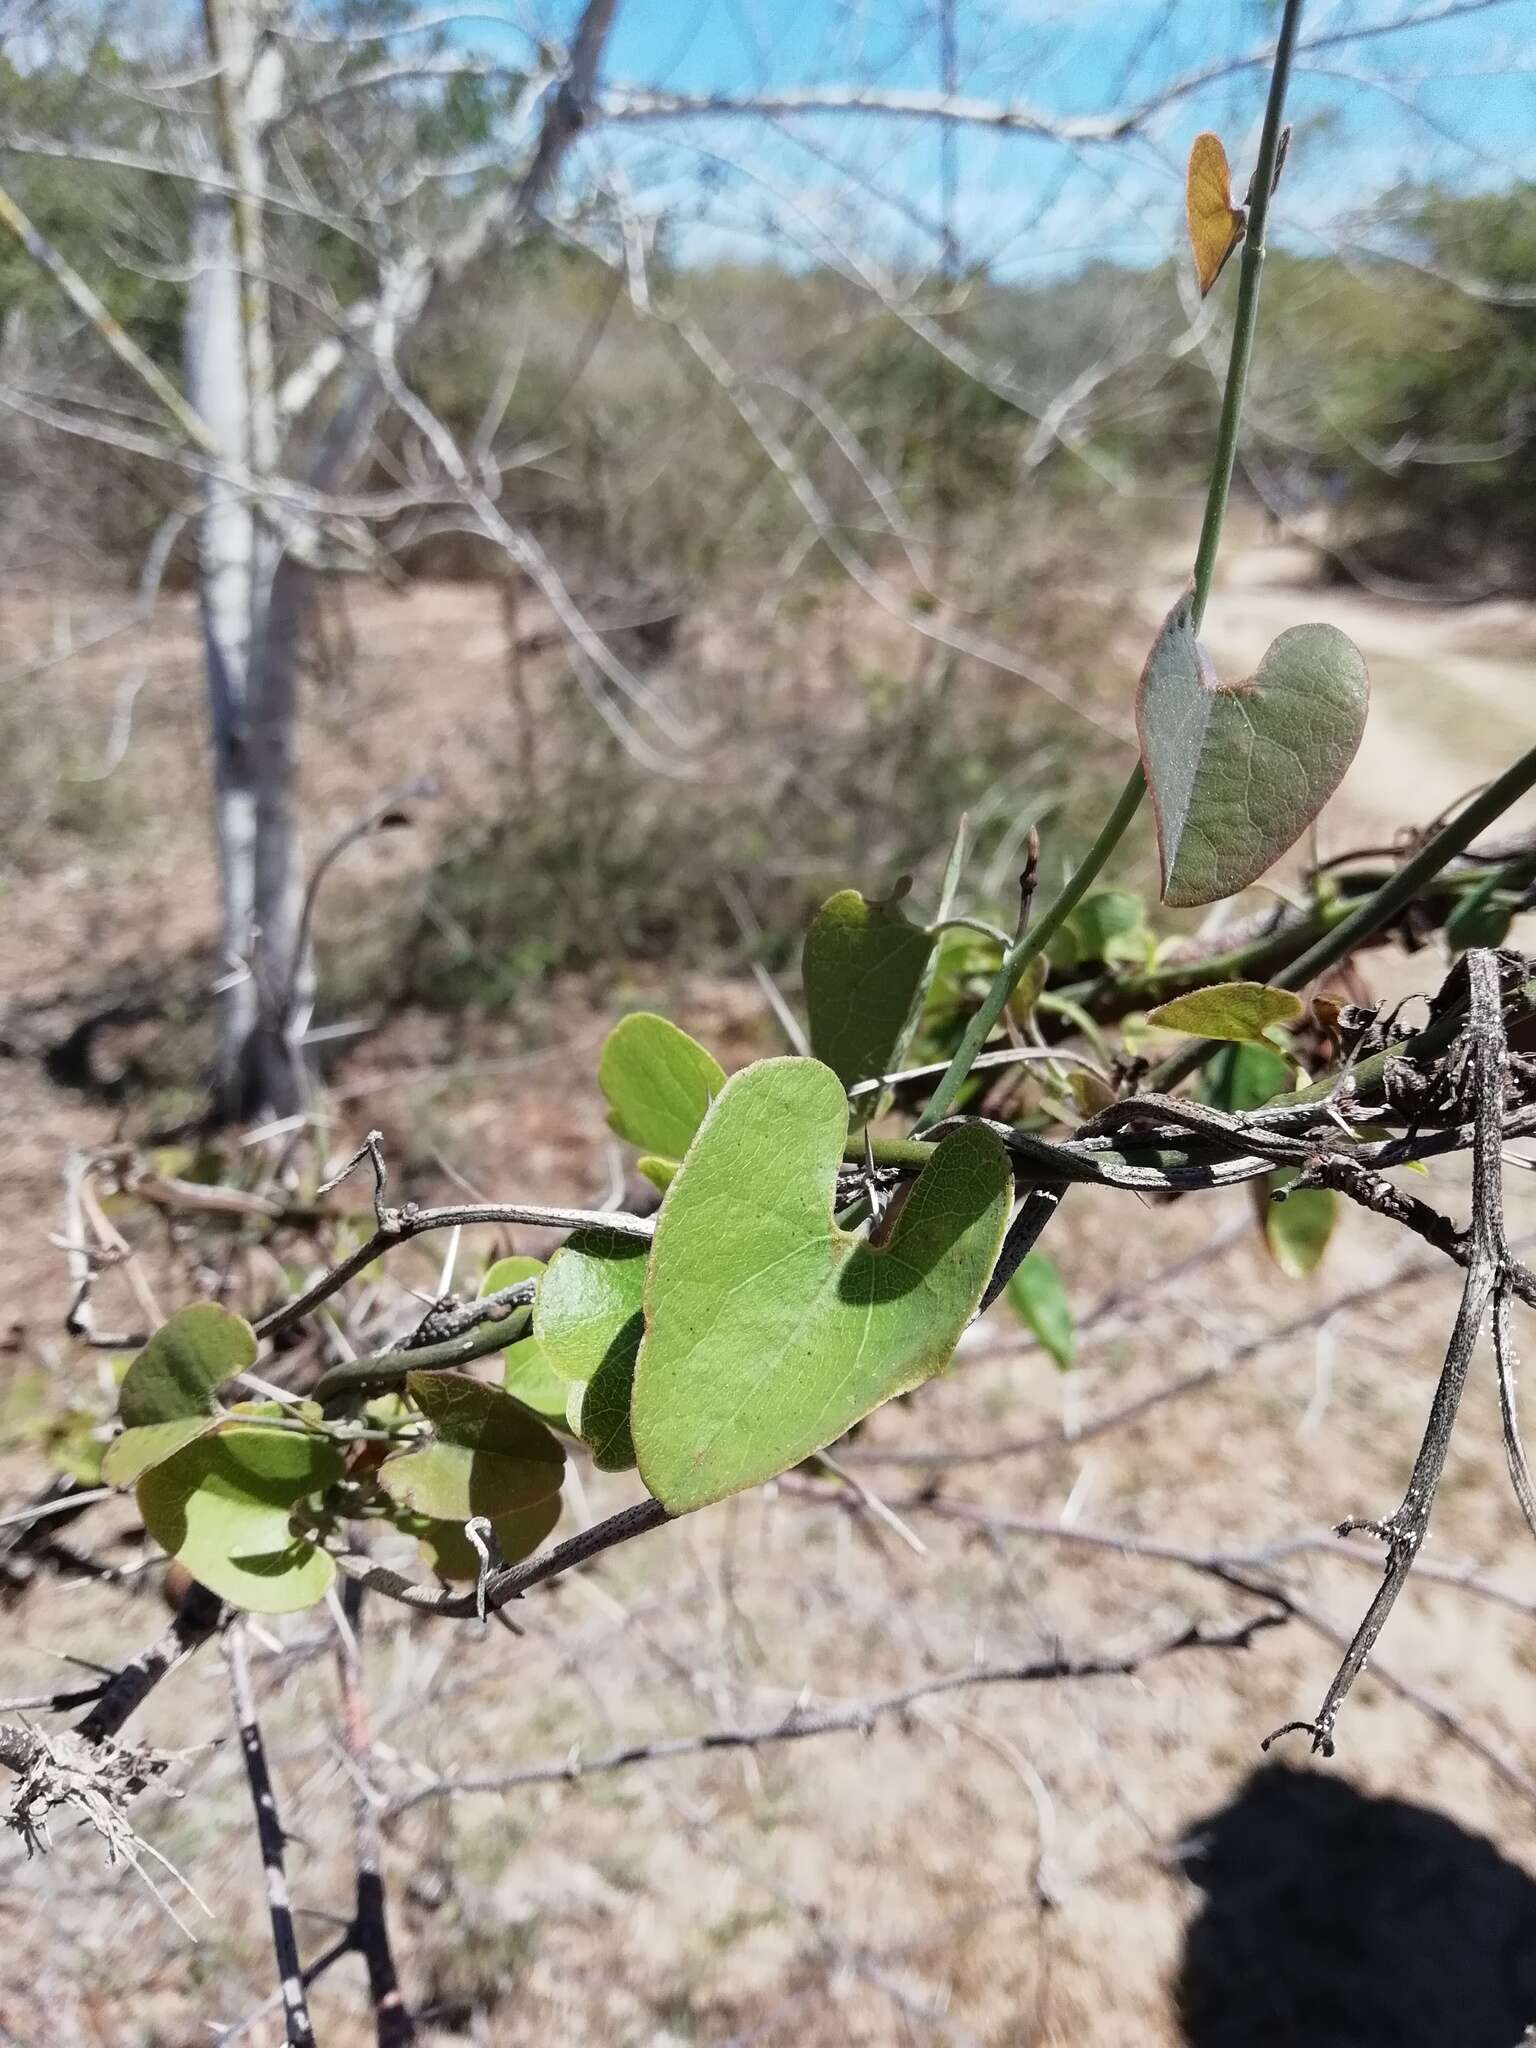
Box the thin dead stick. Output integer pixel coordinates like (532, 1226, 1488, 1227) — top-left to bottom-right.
(1493, 1289, 1536, 1541)
(1280, 1589, 1536, 1808)
(76, 1580, 225, 1744)
(381, 1606, 1284, 1818)
(796, 1488, 1536, 1632)
(215, 1933, 354, 2048)
(256, 1196, 652, 1342)
(336, 1578, 416, 2047)
(1266, 949, 1512, 1757)
(789, 1487, 1536, 1806)
(226, 1626, 316, 2048)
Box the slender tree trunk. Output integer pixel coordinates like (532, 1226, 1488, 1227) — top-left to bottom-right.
(189, 0, 310, 1121)
(185, 191, 264, 1117)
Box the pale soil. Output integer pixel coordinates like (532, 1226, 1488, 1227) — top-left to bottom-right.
(3, 534, 1536, 2047)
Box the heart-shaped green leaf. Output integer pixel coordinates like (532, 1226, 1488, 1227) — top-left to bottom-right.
(600, 1013, 725, 1159)
(535, 1229, 647, 1471)
(1147, 980, 1303, 1048)
(632, 1058, 1011, 1513)
(137, 1425, 342, 1613)
(804, 888, 937, 1094)
(1136, 590, 1368, 908)
(1006, 1251, 1074, 1371)
(378, 1370, 565, 1520)
(106, 1303, 258, 1485)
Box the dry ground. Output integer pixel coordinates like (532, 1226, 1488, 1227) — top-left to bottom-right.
(3, 529, 1536, 2047)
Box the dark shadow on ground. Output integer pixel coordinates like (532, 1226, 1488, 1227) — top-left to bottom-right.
(1174, 1762, 1536, 2047)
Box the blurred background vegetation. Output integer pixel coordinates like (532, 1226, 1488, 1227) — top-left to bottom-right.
(1, 5, 1533, 1085)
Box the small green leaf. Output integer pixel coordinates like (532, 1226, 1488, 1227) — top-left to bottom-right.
(1147, 981, 1304, 1047)
(1006, 1252, 1074, 1370)
(535, 1229, 647, 1471)
(1199, 1042, 1293, 1113)
(1259, 1171, 1338, 1278)
(378, 1371, 565, 1520)
(409, 1494, 563, 1581)
(118, 1303, 255, 1429)
(1137, 589, 1369, 908)
(1049, 890, 1153, 971)
(633, 1058, 1011, 1514)
(636, 1155, 678, 1194)
(480, 1254, 544, 1298)
(36, 1406, 106, 1487)
(599, 1013, 725, 1158)
(803, 888, 937, 1093)
(1006, 952, 1049, 1029)
(1446, 872, 1515, 951)
(137, 1426, 342, 1614)
(1066, 1070, 1116, 1118)
(478, 1257, 567, 1425)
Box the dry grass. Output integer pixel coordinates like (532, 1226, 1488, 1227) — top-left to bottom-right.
(4, 531, 1536, 2046)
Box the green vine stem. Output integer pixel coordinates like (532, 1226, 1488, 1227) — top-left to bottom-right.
(914, 0, 1306, 1134)
(1056, 843, 1535, 1019)
(914, 768, 1146, 1130)
(313, 1310, 530, 1407)
(1151, 741, 1536, 1090)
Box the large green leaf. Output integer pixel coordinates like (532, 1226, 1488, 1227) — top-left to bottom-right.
(633, 1058, 1011, 1513)
(803, 888, 937, 1093)
(106, 1303, 258, 1485)
(1006, 1251, 1074, 1371)
(535, 1229, 647, 1471)
(1136, 589, 1368, 908)
(377, 1370, 565, 1521)
(137, 1426, 343, 1614)
(599, 1013, 725, 1158)
(1147, 981, 1303, 1048)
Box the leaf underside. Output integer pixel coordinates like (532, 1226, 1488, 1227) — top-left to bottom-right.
(1136, 590, 1369, 909)
(600, 1012, 725, 1159)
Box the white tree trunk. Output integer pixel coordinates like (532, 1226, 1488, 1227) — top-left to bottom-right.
(185, 191, 264, 1116)
(187, 1, 310, 1121)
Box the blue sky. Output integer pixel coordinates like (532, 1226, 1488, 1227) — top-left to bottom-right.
(558, 0, 1536, 278)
